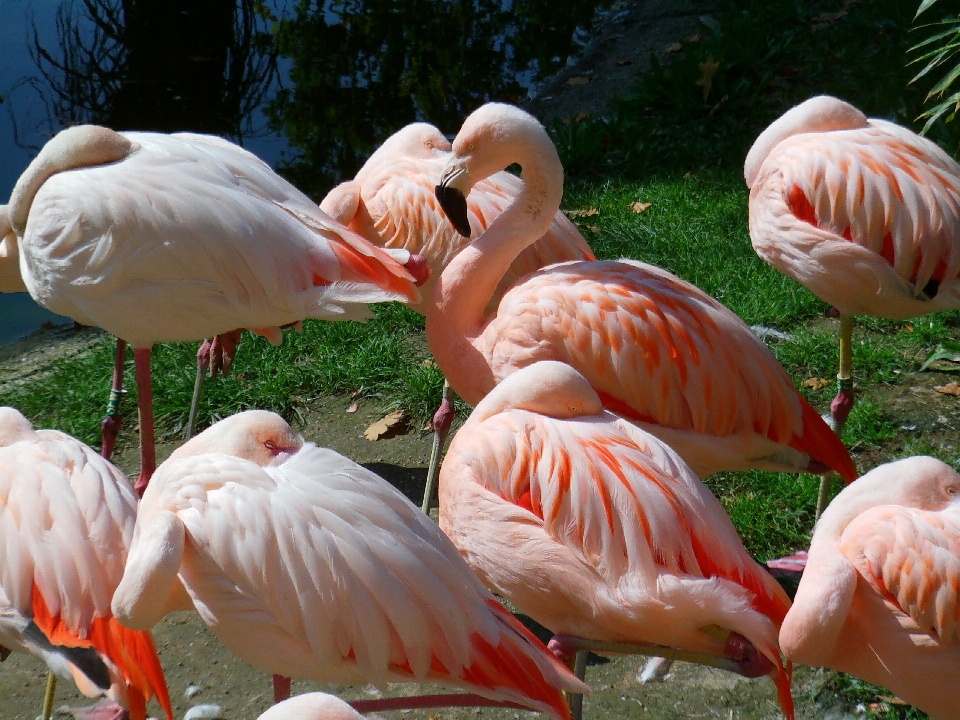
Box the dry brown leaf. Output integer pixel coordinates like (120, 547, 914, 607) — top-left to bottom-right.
(584, 225, 600, 233)
(615, 58, 633, 66)
(803, 377, 830, 391)
(566, 76, 590, 86)
(904, 323, 914, 332)
(364, 410, 407, 440)
(564, 207, 600, 218)
(346, 402, 358, 413)
(686, 33, 702, 43)
(630, 201, 652, 213)
(665, 42, 682, 53)
(935, 382, 960, 396)
(695, 56, 720, 102)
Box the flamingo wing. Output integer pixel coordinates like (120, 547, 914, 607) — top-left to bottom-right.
(0, 431, 170, 719)
(485, 259, 854, 480)
(841, 503, 960, 645)
(19, 130, 418, 346)
(749, 121, 960, 316)
(135, 444, 580, 715)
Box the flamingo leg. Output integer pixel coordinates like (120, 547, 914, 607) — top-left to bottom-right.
(560, 649, 588, 720)
(100, 339, 127, 460)
(273, 674, 291, 704)
(817, 313, 854, 520)
(41, 670, 56, 720)
(185, 340, 212, 441)
(133, 348, 155, 497)
(547, 630, 773, 680)
(421, 379, 456, 514)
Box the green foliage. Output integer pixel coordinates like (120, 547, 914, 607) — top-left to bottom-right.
(910, 0, 960, 133)
(554, 0, 960, 178)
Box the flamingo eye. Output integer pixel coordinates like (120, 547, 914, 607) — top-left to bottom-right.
(468, 143, 475, 150)
(948, 485, 958, 496)
(425, 140, 434, 148)
(264, 440, 278, 452)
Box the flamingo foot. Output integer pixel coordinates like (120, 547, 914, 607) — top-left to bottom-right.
(100, 412, 122, 461)
(403, 253, 432, 286)
(209, 329, 244, 378)
(273, 674, 291, 704)
(421, 381, 456, 513)
(829, 388, 854, 427)
(55, 699, 127, 720)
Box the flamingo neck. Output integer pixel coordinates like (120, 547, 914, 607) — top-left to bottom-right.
(426, 141, 563, 402)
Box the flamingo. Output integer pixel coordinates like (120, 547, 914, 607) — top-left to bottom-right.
(779, 455, 960, 719)
(0, 406, 172, 720)
(110, 409, 588, 719)
(257, 693, 365, 720)
(8, 125, 424, 494)
(321, 121, 594, 511)
(429, 102, 857, 485)
(438, 361, 795, 719)
(745, 95, 960, 443)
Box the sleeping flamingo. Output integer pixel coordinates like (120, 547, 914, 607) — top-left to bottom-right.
(8, 125, 423, 494)
(429, 102, 856, 487)
(110, 410, 587, 719)
(438, 361, 794, 719)
(0, 406, 172, 720)
(746, 96, 960, 438)
(780, 455, 960, 719)
(321, 121, 594, 510)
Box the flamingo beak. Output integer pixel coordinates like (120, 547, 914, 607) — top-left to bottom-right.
(435, 164, 472, 238)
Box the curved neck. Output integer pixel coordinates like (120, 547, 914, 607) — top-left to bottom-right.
(426, 136, 563, 399)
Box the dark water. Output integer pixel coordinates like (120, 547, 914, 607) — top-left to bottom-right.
(0, 0, 609, 346)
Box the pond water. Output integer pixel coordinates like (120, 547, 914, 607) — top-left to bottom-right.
(0, 0, 610, 347)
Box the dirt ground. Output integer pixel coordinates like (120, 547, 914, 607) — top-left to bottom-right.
(0, 1, 951, 718)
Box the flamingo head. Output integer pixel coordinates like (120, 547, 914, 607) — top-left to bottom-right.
(0, 406, 35, 446)
(168, 410, 304, 467)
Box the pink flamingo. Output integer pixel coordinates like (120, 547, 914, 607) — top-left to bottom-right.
(321, 121, 594, 510)
(438, 361, 795, 719)
(746, 95, 960, 443)
(257, 693, 365, 720)
(110, 410, 587, 719)
(780, 455, 960, 719)
(0, 406, 172, 720)
(8, 125, 423, 494)
(429, 102, 856, 485)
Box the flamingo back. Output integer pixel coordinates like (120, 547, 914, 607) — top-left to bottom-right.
(130, 442, 583, 719)
(749, 118, 960, 317)
(477, 259, 855, 480)
(841, 501, 960, 645)
(0, 425, 171, 720)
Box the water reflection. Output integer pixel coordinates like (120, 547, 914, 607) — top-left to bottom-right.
(266, 0, 609, 199)
(27, 0, 277, 137)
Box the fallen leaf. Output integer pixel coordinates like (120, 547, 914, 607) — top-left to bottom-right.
(584, 225, 600, 233)
(665, 42, 682, 53)
(364, 410, 407, 440)
(346, 402, 358, 413)
(630, 201, 652, 213)
(695, 56, 720, 101)
(574, 111, 591, 122)
(615, 58, 633, 66)
(567, 76, 590, 86)
(421, 359, 435, 368)
(877, 696, 907, 706)
(686, 33, 702, 43)
(803, 377, 830, 391)
(935, 382, 960, 396)
(563, 207, 600, 218)
(422, 421, 433, 432)
(904, 323, 914, 332)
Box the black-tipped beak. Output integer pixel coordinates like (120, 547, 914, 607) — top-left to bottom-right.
(435, 183, 471, 238)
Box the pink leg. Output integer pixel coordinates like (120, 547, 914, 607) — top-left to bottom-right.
(100, 339, 127, 460)
(133, 348, 155, 497)
(272, 674, 291, 704)
(829, 381, 854, 429)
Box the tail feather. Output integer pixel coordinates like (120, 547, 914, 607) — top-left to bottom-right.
(789, 392, 858, 483)
(31, 583, 172, 720)
(328, 240, 420, 305)
(456, 599, 587, 720)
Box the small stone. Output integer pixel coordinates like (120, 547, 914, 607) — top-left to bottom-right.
(184, 705, 224, 720)
(185, 684, 201, 698)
